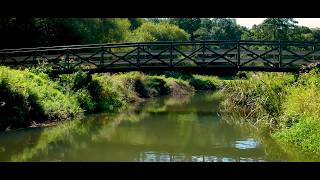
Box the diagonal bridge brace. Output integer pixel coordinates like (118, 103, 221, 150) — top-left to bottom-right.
(67, 49, 102, 69)
(204, 45, 237, 66)
(139, 47, 170, 66)
(3, 53, 20, 66)
(104, 47, 139, 67)
(282, 47, 318, 67)
(173, 46, 204, 66)
(240, 46, 278, 67)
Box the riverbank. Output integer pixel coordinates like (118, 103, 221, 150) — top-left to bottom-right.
(0, 66, 222, 131)
(220, 69, 320, 155)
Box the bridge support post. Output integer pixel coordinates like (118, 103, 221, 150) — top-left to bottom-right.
(101, 47, 105, 67)
(65, 51, 70, 71)
(237, 41, 240, 69)
(202, 41, 205, 63)
(170, 42, 173, 67)
(313, 44, 315, 61)
(278, 41, 282, 68)
(33, 53, 37, 69)
(137, 44, 140, 68)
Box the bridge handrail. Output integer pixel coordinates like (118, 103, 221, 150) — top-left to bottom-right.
(1, 40, 320, 54)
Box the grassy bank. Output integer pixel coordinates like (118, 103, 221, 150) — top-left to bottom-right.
(220, 69, 320, 154)
(0, 66, 221, 131)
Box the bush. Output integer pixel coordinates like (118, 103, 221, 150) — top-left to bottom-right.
(274, 116, 320, 154)
(0, 66, 83, 129)
(129, 22, 190, 42)
(74, 89, 96, 113)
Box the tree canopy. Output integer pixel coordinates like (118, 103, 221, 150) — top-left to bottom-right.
(0, 18, 320, 49)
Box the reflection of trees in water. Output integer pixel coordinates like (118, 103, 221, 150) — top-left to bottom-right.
(8, 102, 150, 162)
(7, 93, 212, 161)
(272, 141, 320, 162)
(9, 120, 87, 161)
(0, 128, 44, 161)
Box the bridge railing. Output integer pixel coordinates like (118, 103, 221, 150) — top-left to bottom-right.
(1, 40, 320, 73)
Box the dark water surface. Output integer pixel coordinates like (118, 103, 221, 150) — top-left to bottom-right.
(0, 91, 315, 162)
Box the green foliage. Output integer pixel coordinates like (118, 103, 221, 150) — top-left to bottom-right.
(2, 18, 320, 50)
(240, 18, 320, 42)
(143, 76, 169, 96)
(74, 89, 96, 113)
(155, 76, 195, 96)
(221, 72, 295, 128)
(159, 72, 222, 90)
(193, 27, 211, 41)
(0, 66, 83, 129)
(1, 66, 220, 131)
(88, 75, 126, 112)
(130, 22, 190, 42)
(128, 18, 144, 31)
(221, 69, 320, 154)
(169, 18, 201, 40)
(274, 116, 320, 154)
(193, 18, 246, 41)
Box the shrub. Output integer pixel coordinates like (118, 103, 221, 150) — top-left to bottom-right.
(0, 66, 83, 129)
(129, 22, 190, 42)
(274, 116, 320, 154)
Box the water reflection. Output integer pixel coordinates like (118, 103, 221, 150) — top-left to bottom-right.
(134, 152, 267, 162)
(235, 139, 260, 150)
(0, 91, 318, 162)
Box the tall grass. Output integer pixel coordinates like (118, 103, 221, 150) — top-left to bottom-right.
(220, 69, 320, 154)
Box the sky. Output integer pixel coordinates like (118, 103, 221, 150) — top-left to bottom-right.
(235, 18, 320, 29)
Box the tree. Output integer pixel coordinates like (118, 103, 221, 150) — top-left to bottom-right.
(312, 28, 320, 41)
(169, 18, 201, 40)
(130, 22, 189, 42)
(210, 18, 243, 40)
(288, 26, 313, 41)
(128, 18, 144, 31)
(0, 18, 42, 48)
(194, 18, 245, 41)
(261, 18, 298, 40)
(194, 27, 212, 41)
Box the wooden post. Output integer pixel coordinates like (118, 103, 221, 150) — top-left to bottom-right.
(279, 40, 282, 68)
(101, 47, 105, 66)
(237, 41, 240, 68)
(33, 53, 37, 68)
(202, 41, 205, 63)
(313, 44, 315, 61)
(65, 50, 70, 71)
(137, 44, 140, 67)
(170, 42, 173, 67)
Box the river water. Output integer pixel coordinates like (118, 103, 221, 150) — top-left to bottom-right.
(0, 91, 316, 162)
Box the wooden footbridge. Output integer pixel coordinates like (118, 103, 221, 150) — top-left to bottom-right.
(1, 40, 320, 74)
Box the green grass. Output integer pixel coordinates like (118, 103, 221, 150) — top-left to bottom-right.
(274, 115, 320, 154)
(0, 66, 83, 130)
(220, 69, 320, 154)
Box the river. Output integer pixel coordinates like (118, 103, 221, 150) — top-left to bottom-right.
(0, 91, 316, 162)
